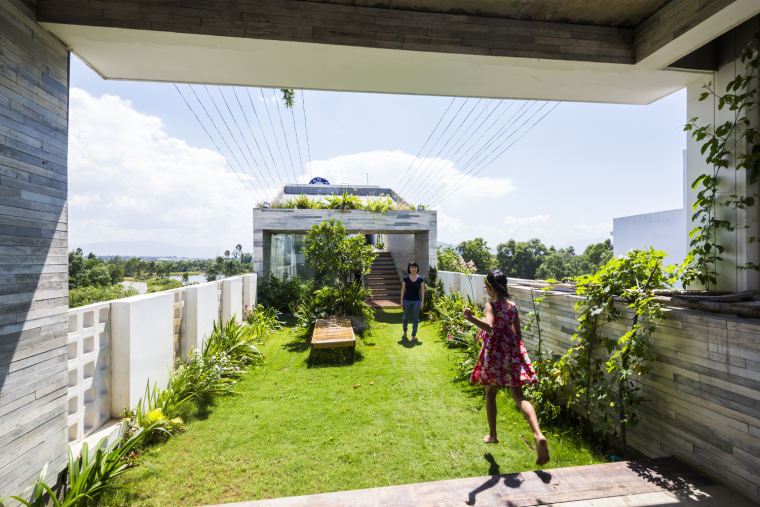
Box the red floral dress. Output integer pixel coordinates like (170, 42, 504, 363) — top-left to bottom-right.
(470, 300, 538, 387)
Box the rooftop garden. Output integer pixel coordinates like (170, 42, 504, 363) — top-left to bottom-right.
(259, 191, 425, 212)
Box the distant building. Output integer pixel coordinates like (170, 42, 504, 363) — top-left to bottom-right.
(612, 152, 687, 267)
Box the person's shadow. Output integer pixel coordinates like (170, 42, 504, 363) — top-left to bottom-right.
(466, 453, 523, 505)
(398, 336, 423, 348)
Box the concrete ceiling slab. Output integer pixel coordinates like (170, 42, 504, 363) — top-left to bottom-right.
(301, 0, 672, 28)
(44, 23, 706, 104)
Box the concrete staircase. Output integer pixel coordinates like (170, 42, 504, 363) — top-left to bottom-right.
(366, 252, 401, 306)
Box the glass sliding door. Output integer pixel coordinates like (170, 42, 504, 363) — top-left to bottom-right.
(270, 234, 316, 280)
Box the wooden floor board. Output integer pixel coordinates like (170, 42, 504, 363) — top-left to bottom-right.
(202, 458, 756, 507)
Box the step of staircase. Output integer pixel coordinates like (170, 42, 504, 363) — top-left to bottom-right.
(366, 253, 403, 303)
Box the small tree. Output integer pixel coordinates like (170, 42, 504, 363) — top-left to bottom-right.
(303, 219, 378, 290)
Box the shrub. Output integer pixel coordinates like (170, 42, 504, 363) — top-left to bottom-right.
(146, 278, 183, 293)
(69, 284, 138, 308)
(258, 272, 318, 313)
(244, 304, 282, 341)
(295, 283, 374, 332)
(202, 317, 265, 367)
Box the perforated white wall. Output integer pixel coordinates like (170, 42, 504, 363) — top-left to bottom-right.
(66, 302, 111, 445)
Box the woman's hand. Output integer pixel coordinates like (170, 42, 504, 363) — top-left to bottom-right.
(463, 307, 473, 320)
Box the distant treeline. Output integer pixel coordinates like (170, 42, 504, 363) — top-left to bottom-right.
(438, 238, 613, 281)
(69, 245, 253, 289)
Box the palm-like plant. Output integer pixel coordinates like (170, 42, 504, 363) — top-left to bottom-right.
(1, 423, 165, 507)
(202, 317, 264, 366)
(362, 197, 394, 213)
(324, 191, 362, 211)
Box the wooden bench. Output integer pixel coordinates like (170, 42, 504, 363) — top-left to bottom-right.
(311, 317, 356, 350)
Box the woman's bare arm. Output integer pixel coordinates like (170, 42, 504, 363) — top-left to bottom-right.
(463, 303, 495, 333)
(420, 282, 425, 307)
(400, 281, 406, 307)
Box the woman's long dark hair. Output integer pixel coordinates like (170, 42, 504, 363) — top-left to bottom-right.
(486, 270, 510, 298)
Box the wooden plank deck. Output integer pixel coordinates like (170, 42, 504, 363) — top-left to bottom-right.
(311, 317, 356, 349)
(201, 458, 757, 507)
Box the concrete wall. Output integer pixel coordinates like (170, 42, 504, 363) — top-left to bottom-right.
(685, 27, 760, 292)
(110, 293, 174, 415)
(440, 270, 760, 503)
(0, 0, 71, 496)
(612, 208, 687, 266)
(387, 233, 414, 280)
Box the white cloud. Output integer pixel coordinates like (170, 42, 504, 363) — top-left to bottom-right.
(306, 150, 515, 204)
(68, 88, 270, 250)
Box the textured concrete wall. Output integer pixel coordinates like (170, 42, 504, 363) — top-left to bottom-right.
(0, 0, 70, 496)
(252, 209, 437, 278)
(37, 0, 635, 64)
(387, 234, 414, 280)
(635, 0, 741, 63)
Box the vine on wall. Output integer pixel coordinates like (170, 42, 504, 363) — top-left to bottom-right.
(523, 250, 678, 457)
(683, 29, 760, 289)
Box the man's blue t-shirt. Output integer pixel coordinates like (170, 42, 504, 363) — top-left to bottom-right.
(402, 275, 425, 301)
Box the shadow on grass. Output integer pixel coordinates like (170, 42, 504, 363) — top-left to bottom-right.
(397, 336, 424, 348)
(307, 346, 364, 368)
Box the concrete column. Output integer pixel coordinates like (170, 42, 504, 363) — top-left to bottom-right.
(110, 294, 174, 415)
(222, 276, 243, 324)
(0, 0, 71, 495)
(686, 68, 760, 291)
(415, 228, 437, 277)
(253, 226, 265, 278)
(184, 282, 219, 359)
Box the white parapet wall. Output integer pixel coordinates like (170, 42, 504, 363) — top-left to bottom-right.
(65, 275, 257, 448)
(110, 293, 174, 416)
(242, 273, 257, 311)
(67, 302, 112, 445)
(185, 281, 221, 359)
(440, 272, 488, 307)
(222, 276, 243, 324)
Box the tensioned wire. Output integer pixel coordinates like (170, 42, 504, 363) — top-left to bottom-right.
(431, 102, 561, 208)
(290, 99, 305, 182)
(199, 85, 266, 198)
(410, 99, 509, 204)
(231, 87, 281, 188)
(425, 101, 544, 206)
(174, 84, 262, 202)
(403, 99, 484, 201)
(396, 98, 470, 196)
(245, 89, 284, 187)
(213, 86, 274, 190)
(413, 100, 532, 205)
(272, 89, 298, 184)
(394, 97, 456, 191)
(301, 90, 313, 181)
(260, 88, 290, 185)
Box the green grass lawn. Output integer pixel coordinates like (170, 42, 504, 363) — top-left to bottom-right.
(105, 310, 605, 507)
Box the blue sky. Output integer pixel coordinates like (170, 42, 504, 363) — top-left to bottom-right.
(69, 55, 688, 255)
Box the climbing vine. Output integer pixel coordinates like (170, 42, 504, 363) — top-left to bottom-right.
(683, 28, 760, 289)
(521, 250, 678, 457)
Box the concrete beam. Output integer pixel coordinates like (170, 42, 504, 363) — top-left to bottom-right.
(635, 0, 760, 68)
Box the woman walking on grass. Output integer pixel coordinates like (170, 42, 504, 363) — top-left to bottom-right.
(400, 261, 425, 341)
(463, 269, 550, 466)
